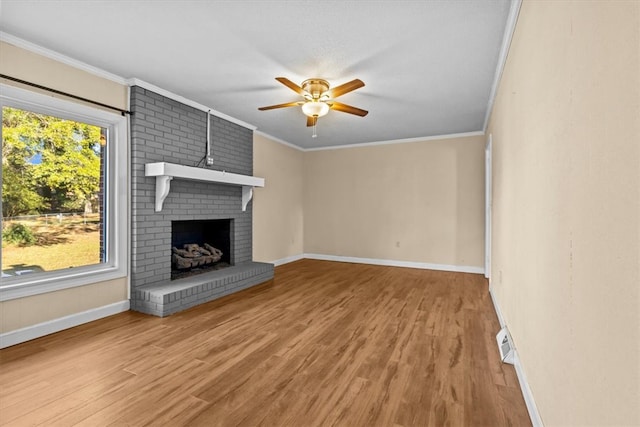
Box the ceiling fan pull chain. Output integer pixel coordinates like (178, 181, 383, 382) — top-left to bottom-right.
(312, 121, 318, 138)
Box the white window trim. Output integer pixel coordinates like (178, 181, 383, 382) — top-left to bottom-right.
(0, 84, 128, 301)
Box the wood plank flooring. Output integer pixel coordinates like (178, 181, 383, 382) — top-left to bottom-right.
(0, 260, 531, 426)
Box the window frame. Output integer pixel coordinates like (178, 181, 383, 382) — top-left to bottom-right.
(0, 84, 128, 301)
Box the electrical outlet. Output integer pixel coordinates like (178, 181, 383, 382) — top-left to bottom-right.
(206, 156, 214, 166)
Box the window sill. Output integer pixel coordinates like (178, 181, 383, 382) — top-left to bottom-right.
(0, 264, 127, 302)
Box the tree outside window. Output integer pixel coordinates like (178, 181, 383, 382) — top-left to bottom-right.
(2, 107, 106, 276)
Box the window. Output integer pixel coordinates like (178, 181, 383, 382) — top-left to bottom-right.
(0, 84, 128, 300)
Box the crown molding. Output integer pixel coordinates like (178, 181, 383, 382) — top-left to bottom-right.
(482, 0, 523, 131)
(0, 32, 128, 85)
(255, 130, 486, 153)
(254, 131, 305, 152)
(127, 78, 256, 131)
(0, 32, 256, 132)
(304, 131, 485, 152)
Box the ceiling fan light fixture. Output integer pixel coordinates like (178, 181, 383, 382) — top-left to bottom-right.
(259, 77, 367, 130)
(301, 101, 330, 118)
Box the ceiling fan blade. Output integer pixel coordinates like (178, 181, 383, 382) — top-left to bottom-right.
(326, 79, 365, 99)
(275, 77, 307, 96)
(258, 101, 301, 111)
(329, 101, 368, 117)
(306, 116, 317, 127)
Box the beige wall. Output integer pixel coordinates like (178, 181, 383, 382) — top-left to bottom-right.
(253, 133, 304, 263)
(487, 1, 640, 425)
(0, 41, 129, 336)
(303, 135, 486, 268)
(0, 41, 127, 110)
(0, 279, 127, 333)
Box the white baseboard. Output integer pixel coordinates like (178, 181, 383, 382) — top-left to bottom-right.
(488, 284, 507, 328)
(513, 350, 544, 427)
(271, 254, 305, 266)
(303, 253, 485, 274)
(488, 288, 544, 427)
(0, 300, 130, 349)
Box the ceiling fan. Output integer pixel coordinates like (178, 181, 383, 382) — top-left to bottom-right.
(258, 77, 368, 135)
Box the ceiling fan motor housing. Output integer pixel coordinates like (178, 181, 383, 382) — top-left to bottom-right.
(302, 79, 330, 100)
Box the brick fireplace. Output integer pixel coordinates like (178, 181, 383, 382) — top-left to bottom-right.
(129, 86, 273, 317)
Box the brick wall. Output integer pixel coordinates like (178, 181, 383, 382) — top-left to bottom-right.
(129, 86, 254, 291)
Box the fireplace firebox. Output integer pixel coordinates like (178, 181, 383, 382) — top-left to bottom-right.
(171, 219, 233, 280)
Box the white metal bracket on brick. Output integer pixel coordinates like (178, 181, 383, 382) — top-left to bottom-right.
(144, 162, 265, 212)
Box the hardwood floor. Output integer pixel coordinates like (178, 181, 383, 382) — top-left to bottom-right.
(0, 260, 531, 426)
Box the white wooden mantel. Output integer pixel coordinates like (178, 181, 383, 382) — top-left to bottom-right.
(144, 162, 265, 212)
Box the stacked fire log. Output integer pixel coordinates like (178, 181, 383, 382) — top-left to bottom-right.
(172, 243, 223, 269)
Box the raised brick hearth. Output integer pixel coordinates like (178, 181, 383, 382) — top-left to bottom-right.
(129, 86, 273, 316)
(132, 261, 273, 317)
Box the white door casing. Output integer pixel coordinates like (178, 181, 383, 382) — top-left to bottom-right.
(485, 134, 492, 280)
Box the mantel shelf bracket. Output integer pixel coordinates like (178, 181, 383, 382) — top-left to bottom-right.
(154, 175, 173, 212)
(241, 186, 253, 212)
(145, 162, 265, 213)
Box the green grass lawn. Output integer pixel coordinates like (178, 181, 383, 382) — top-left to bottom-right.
(2, 216, 101, 273)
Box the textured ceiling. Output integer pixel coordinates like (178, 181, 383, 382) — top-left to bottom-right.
(0, 1, 513, 149)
